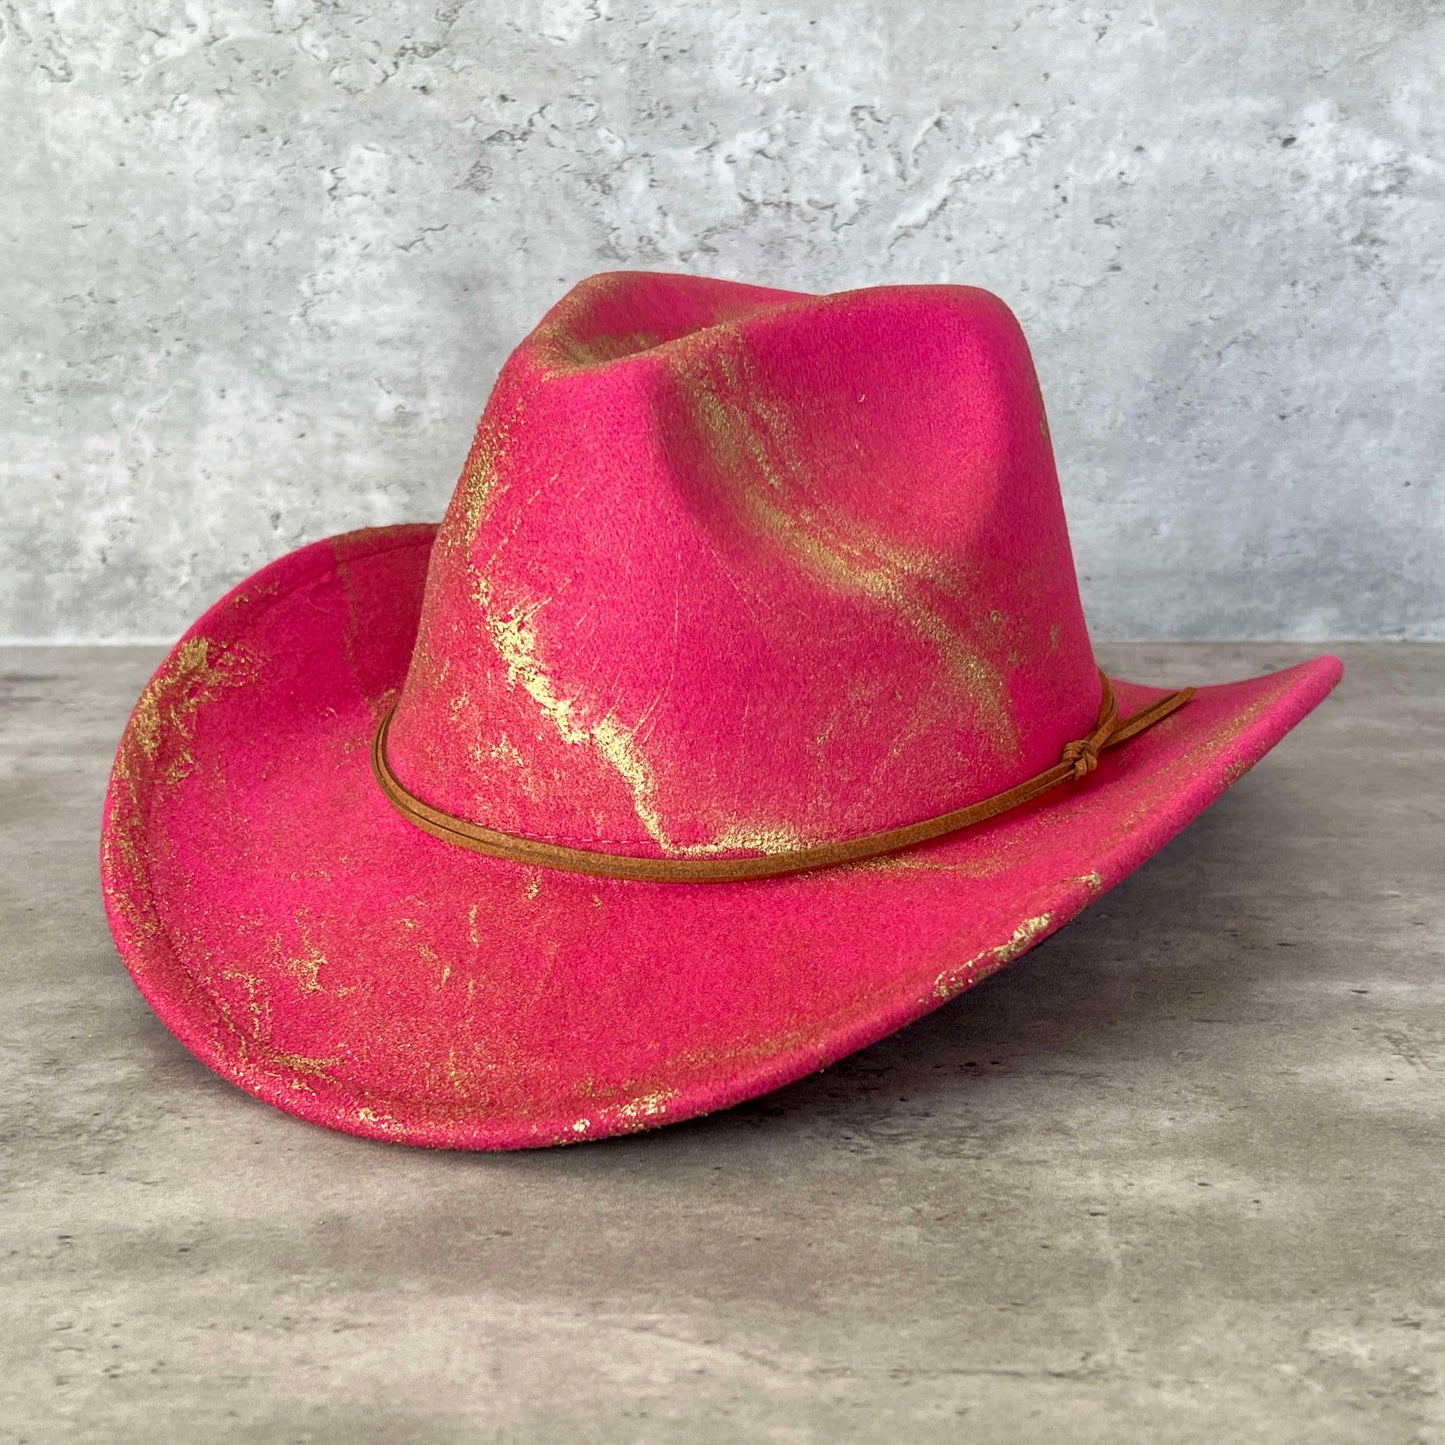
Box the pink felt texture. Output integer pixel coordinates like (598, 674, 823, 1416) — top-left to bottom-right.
(100, 272, 1343, 1149)
(388, 273, 1098, 856)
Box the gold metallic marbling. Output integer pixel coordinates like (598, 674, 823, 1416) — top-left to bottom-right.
(671, 337, 1020, 759)
(932, 910, 1055, 1002)
(482, 588, 807, 856)
(103, 636, 261, 958)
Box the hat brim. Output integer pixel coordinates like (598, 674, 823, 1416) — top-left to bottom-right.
(101, 524, 1342, 1149)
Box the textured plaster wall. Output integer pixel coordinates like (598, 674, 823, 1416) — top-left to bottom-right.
(1, 0, 1441, 642)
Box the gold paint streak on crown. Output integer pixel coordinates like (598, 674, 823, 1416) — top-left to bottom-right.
(483, 593, 805, 856)
(672, 339, 1019, 758)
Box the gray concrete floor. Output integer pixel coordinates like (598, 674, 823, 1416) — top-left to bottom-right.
(2, 642, 1441, 1444)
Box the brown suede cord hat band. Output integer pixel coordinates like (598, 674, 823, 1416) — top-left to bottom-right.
(370, 671, 1195, 883)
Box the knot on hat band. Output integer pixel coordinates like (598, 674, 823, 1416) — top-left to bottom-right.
(1058, 683, 1118, 779)
(370, 670, 1194, 884)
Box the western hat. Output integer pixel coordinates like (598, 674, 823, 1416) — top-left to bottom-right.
(101, 271, 1342, 1148)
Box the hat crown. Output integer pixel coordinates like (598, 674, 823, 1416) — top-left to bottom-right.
(386, 272, 1098, 859)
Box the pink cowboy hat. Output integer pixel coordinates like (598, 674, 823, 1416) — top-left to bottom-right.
(100, 272, 1342, 1149)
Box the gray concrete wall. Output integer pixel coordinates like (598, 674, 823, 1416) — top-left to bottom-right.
(2, 0, 1440, 643)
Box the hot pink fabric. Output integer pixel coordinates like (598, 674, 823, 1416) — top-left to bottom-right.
(100, 272, 1343, 1148)
(389, 273, 1098, 855)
